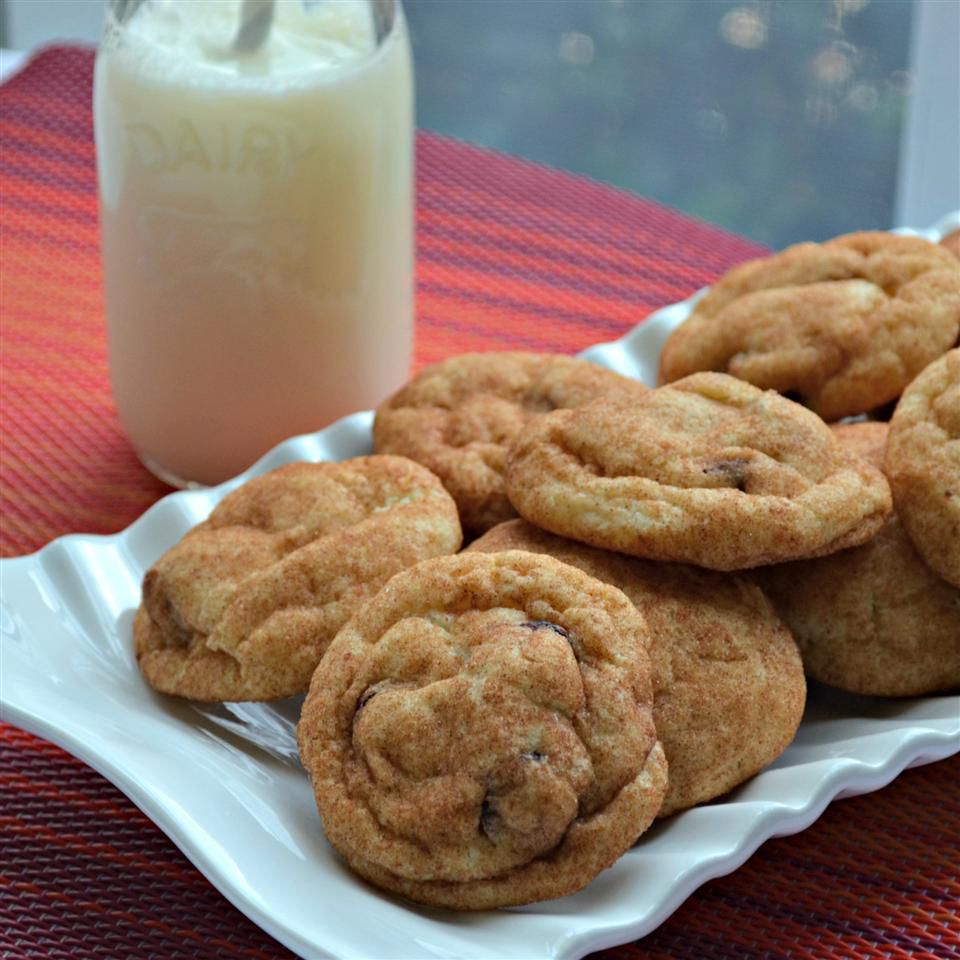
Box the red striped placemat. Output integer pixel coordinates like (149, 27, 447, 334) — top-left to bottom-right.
(2, 46, 958, 960)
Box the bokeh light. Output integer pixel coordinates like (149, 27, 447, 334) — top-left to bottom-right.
(720, 7, 768, 50)
(558, 31, 595, 65)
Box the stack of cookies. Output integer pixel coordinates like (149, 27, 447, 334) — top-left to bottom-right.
(133, 229, 959, 911)
(655, 230, 959, 697)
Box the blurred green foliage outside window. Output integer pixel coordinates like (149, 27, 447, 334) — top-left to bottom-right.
(406, 0, 913, 248)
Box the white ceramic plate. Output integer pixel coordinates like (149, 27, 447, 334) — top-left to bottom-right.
(2, 212, 959, 960)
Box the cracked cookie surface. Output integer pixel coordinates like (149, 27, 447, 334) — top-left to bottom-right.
(134, 457, 462, 701)
(296, 550, 667, 909)
(658, 232, 960, 421)
(885, 348, 960, 588)
(757, 422, 960, 696)
(372, 352, 647, 534)
(504, 372, 892, 570)
(469, 520, 805, 816)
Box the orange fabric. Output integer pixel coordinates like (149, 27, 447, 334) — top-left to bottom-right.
(1, 47, 957, 960)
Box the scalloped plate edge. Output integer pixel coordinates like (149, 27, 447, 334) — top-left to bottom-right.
(2, 212, 959, 960)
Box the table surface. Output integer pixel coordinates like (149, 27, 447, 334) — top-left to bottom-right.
(2, 45, 959, 960)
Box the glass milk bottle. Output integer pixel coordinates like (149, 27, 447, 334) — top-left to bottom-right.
(94, 0, 414, 486)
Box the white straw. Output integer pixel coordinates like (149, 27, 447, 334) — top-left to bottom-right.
(232, 0, 275, 53)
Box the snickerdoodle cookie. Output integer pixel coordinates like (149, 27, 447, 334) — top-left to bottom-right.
(658, 232, 960, 421)
(372, 352, 646, 534)
(469, 520, 805, 816)
(296, 550, 667, 909)
(942, 229, 960, 261)
(135, 457, 462, 701)
(757, 422, 960, 696)
(885, 348, 960, 588)
(504, 373, 891, 571)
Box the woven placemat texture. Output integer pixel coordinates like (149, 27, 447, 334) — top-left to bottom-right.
(2, 46, 958, 960)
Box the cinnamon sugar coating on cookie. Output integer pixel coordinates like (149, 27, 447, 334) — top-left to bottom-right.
(885, 349, 960, 588)
(757, 422, 960, 696)
(469, 520, 805, 816)
(659, 232, 960, 421)
(504, 372, 891, 571)
(296, 550, 667, 909)
(135, 457, 462, 701)
(373, 352, 647, 534)
(941, 229, 960, 262)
